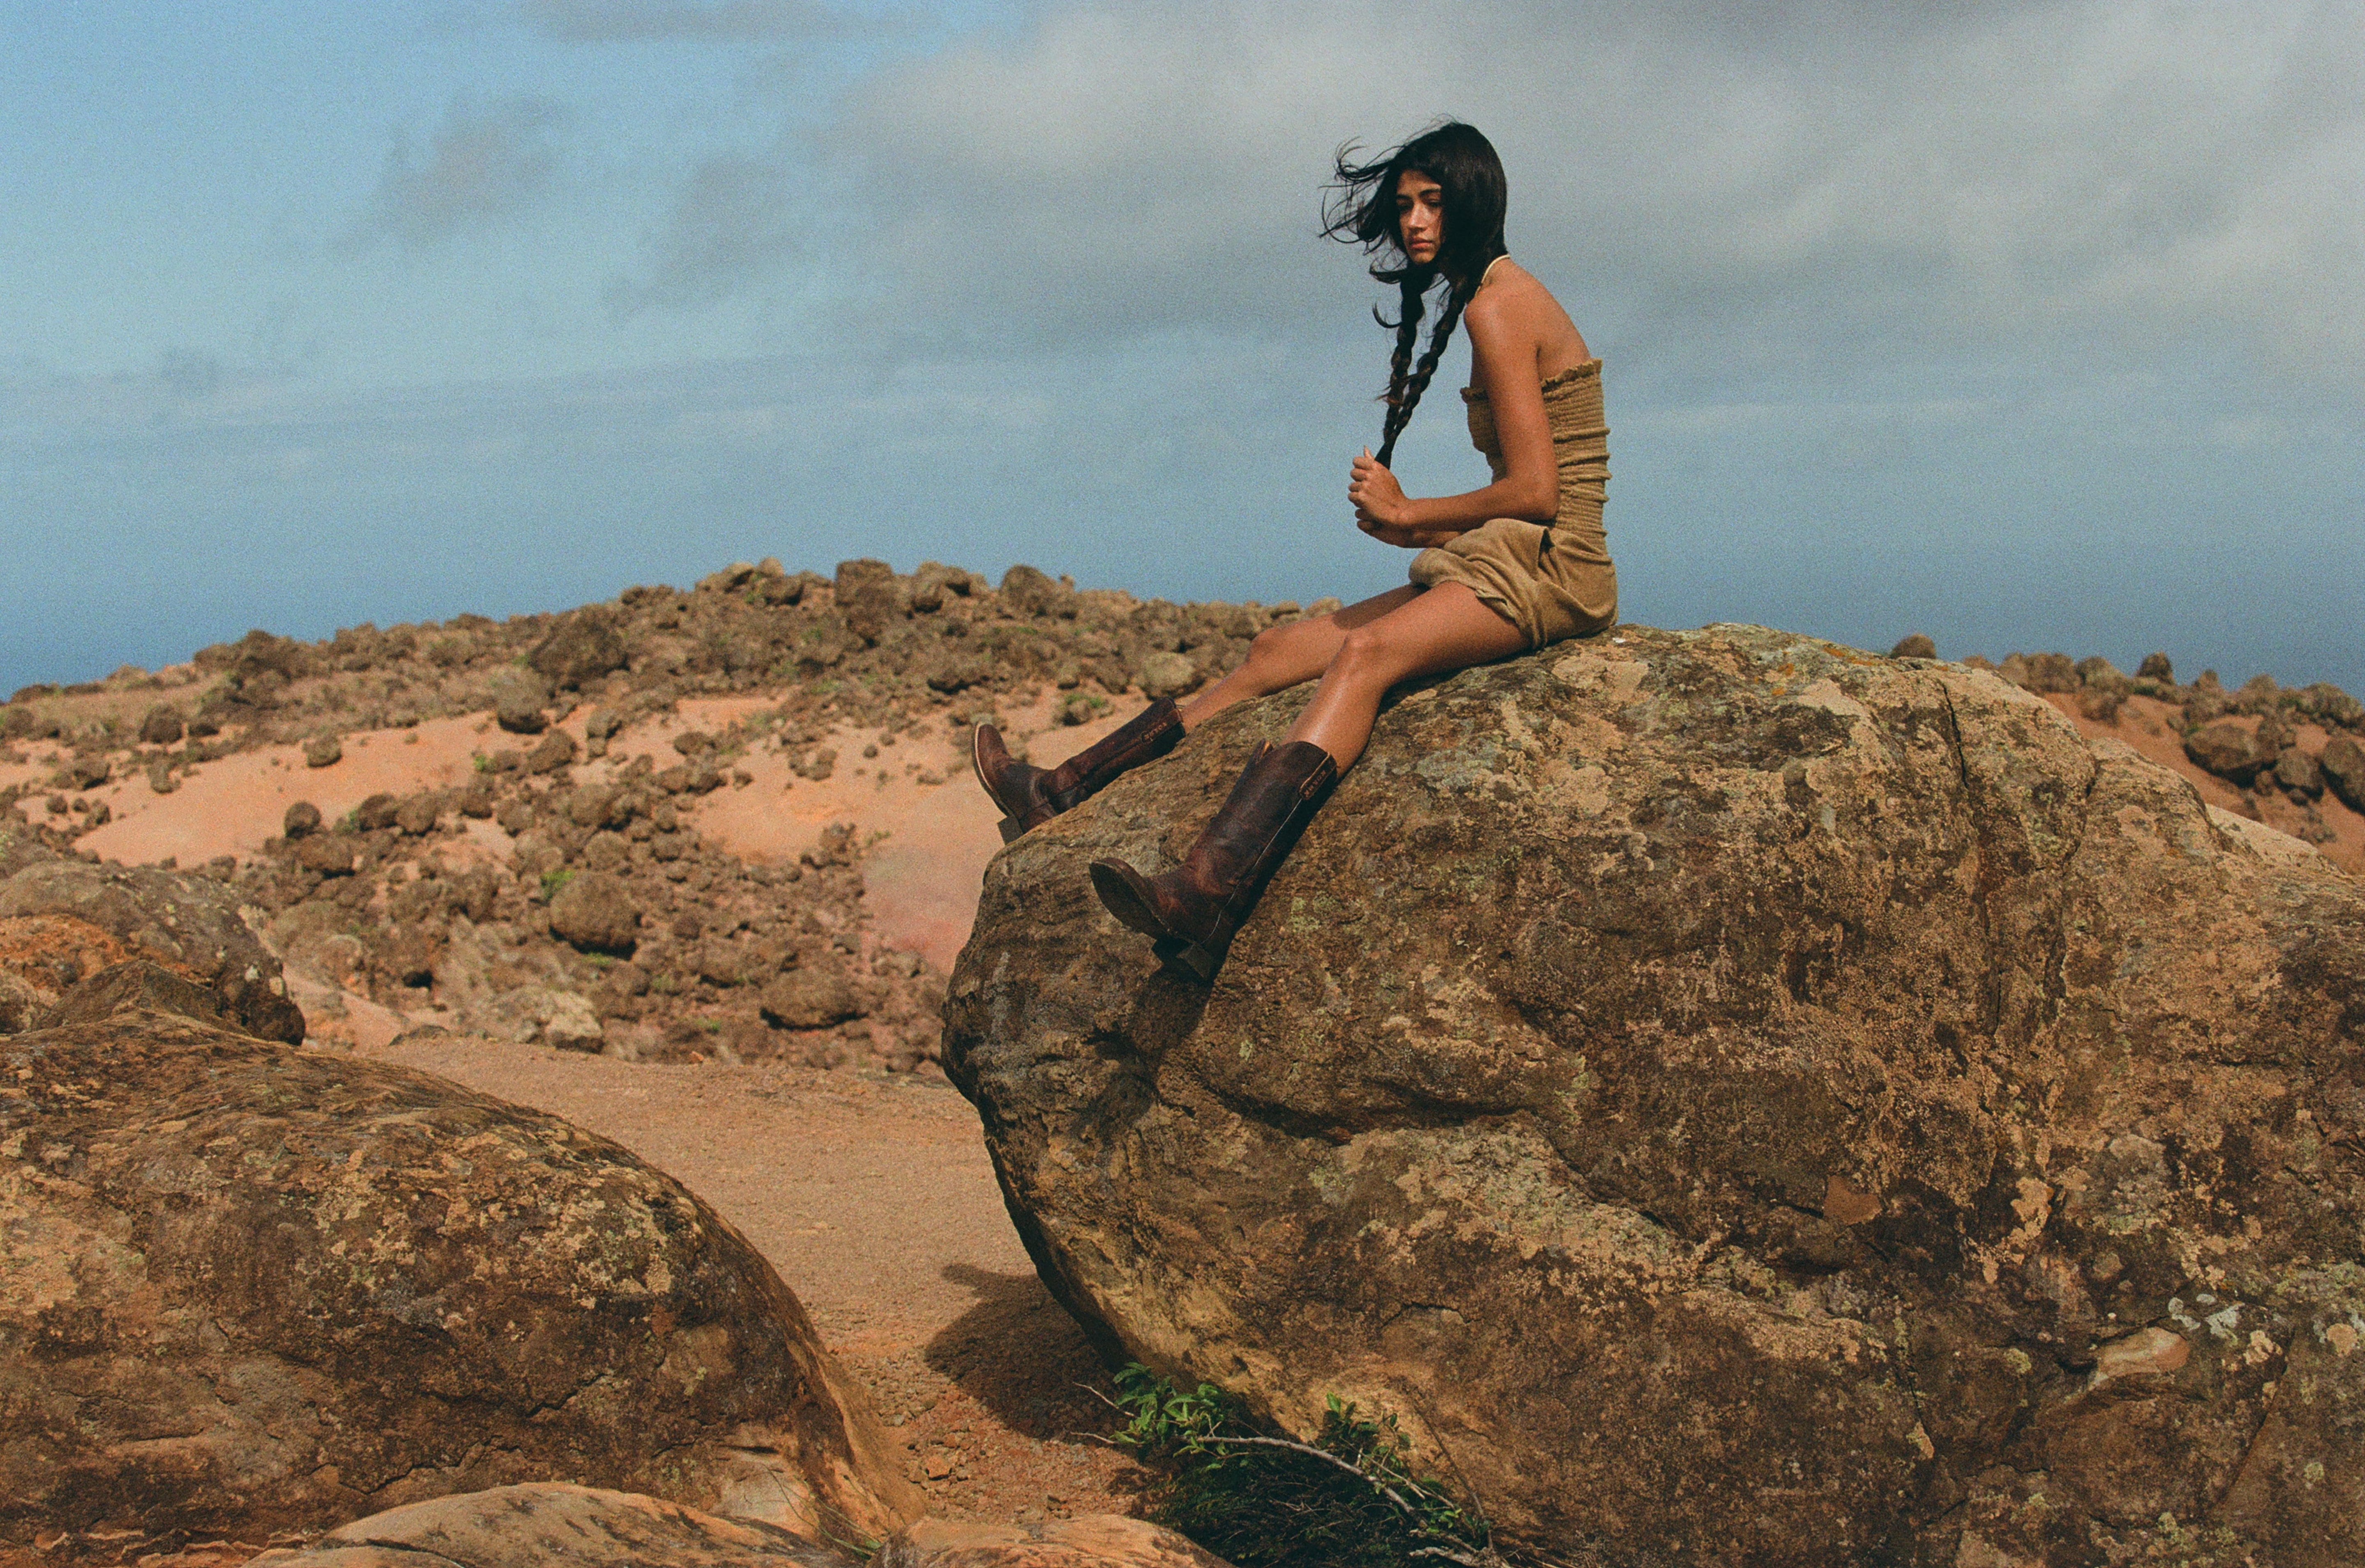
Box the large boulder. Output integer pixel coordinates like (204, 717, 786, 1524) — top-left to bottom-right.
(1, 1009, 921, 1560)
(246, 1483, 860, 1567)
(0, 851, 304, 1042)
(946, 624, 2365, 1567)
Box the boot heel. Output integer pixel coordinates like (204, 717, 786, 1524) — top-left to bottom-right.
(1090, 860, 1171, 940)
(1162, 929, 1229, 982)
(996, 815, 1027, 844)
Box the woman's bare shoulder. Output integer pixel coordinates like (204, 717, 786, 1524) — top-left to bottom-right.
(1467, 260, 1587, 366)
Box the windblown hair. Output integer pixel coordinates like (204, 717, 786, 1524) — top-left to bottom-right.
(1322, 121, 1509, 466)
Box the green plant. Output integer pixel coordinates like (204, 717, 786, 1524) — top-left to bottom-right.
(538, 867, 574, 902)
(471, 750, 493, 774)
(1110, 1367, 1495, 1568)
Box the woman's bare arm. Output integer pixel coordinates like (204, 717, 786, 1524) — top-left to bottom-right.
(1346, 289, 1558, 545)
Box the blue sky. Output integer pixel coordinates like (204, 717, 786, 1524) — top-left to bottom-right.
(5, 0, 2361, 697)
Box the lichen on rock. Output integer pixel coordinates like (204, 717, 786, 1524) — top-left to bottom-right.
(946, 622, 2365, 1566)
(0, 1008, 920, 1558)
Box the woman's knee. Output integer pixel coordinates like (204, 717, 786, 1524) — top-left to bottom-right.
(1327, 624, 1412, 686)
(1247, 619, 1331, 673)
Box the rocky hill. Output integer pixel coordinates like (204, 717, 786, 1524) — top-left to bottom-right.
(2, 564, 2358, 1084)
(0, 559, 1326, 1074)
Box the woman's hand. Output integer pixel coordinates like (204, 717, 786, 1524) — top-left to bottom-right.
(1349, 449, 1460, 548)
(1349, 448, 1422, 546)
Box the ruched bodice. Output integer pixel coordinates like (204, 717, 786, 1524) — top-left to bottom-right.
(1462, 359, 1610, 542)
(1409, 355, 1618, 650)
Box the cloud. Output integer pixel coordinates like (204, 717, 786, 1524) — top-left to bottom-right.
(518, 0, 852, 40)
(357, 96, 566, 249)
(603, 154, 800, 317)
(739, 0, 2365, 392)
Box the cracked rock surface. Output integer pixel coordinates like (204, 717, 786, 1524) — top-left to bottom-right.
(0, 1008, 921, 1560)
(947, 622, 2365, 1566)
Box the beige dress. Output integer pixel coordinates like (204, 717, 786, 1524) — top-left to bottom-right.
(1408, 359, 1617, 649)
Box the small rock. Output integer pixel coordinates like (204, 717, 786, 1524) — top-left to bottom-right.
(303, 734, 343, 768)
(2019, 652, 2079, 693)
(527, 610, 630, 690)
(138, 704, 186, 746)
(2184, 720, 2269, 784)
(293, 834, 356, 876)
(495, 671, 555, 735)
(999, 564, 1068, 620)
(548, 871, 641, 955)
(835, 559, 898, 646)
(758, 964, 864, 1031)
(528, 729, 580, 775)
(540, 990, 606, 1051)
(2322, 735, 2365, 812)
(2276, 748, 2325, 799)
(1135, 650, 1198, 699)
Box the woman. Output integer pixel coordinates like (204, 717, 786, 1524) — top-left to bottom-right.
(971, 121, 1616, 979)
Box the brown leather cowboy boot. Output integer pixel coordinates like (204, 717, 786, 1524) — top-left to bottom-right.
(971, 697, 1183, 843)
(1088, 739, 1339, 980)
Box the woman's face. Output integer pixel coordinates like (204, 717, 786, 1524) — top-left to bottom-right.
(1394, 169, 1444, 266)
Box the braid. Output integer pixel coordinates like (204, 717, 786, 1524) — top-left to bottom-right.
(1373, 277, 1425, 466)
(1375, 267, 1484, 468)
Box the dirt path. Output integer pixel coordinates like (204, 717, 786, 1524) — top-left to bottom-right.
(362, 1033, 1151, 1530)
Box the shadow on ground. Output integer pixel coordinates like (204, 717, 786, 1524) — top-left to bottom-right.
(926, 1263, 1132, 1446)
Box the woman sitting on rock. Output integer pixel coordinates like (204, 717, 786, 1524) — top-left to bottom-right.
(972, 120, 1616, 978)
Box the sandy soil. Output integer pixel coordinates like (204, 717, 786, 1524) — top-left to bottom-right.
(360, 1034, 1150, 1530)
(11, 689, 1146, 979)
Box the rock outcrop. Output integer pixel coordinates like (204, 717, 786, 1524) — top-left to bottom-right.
(246, 1484, 862, 1567)
(1, 1006, 920, 1560)
(947, 624, 2365, 1567)
(0, 833, 304, 1042)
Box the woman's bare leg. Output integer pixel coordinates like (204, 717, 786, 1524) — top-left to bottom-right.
(1177, 585, 1421, 730)
(1287, 582, 1525, 769)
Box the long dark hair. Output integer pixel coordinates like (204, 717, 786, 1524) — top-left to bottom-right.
(1323, 121, 1509, 466)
